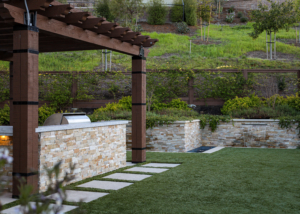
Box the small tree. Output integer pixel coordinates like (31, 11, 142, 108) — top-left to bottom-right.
(95, 0, 115, 22)
(110, 0, 145, 29)
(249, 0, 299, 59)
(196, 0, 213, 41)
(147, 0, 168, 25)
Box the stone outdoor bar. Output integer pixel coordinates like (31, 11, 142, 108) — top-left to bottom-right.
(0, 120, 128, 192)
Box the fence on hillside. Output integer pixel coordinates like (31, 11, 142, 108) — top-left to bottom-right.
(0, 69, 299, 108)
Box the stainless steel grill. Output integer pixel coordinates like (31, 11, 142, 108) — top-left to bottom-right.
(43, 112, 91, 126)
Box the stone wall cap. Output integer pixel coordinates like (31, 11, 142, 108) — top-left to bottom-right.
(35, 120, 129, 133)
(127, 119, 200, 124)
(0, 126, 13, 136)
(231, 119, 279, 122)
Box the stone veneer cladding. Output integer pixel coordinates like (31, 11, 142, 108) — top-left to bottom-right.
(38, 124, 127, 192)
(126, 120, 201, 152)
(126, 119, 300, 152)
(200, 119, 299, 149)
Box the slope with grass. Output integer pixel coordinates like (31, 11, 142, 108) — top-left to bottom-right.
(1, 23, 300, 71)
(65, 148, 300, 213)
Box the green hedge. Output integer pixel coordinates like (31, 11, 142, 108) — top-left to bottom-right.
(184, 0, 197, 26)
(171, 0, 184, 22)
(95, 0, 114, 22)
(147, 0, 167, 25)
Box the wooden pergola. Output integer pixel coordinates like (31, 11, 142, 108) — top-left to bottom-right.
(0, 0, 157, 197)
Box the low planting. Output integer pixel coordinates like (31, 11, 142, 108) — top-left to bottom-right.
(89, 97, 230, 131)
(0, 104, 55, 126)
(222, 93, 300, 134)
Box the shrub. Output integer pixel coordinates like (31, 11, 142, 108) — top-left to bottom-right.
(240, 16, 248, 23)
(237, 11, 243, 18)
(147, 0, 167, 25)
(0, 104, 10, 125)
(286, 93, 300, 111)
(0, 104, 56, 126)
(277, 76, 287, 91)
(228, 6, 234, 13)
(225, 13, 234, 23)
(230, 105, 299, 119)
(168, 98, 189, 109)
(118, 96, 132, 110)
(95, 0, 114, 22)
(152, 98, 189, 110)
(221, 93, 262, 115)
(184, 0, 197, 26)
(38, 104, 56, 125)
(175, 22, 190, 34)
(264, 94, 287, 108)
(171, 0, 184, 22)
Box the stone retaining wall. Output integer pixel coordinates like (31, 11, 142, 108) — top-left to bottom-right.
(126, 120, 201, 152)
(201, 119, 299, 149)
(126, 119, 299, 152)
(38, 123, 127, 192)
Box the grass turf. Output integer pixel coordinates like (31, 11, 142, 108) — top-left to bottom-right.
(68, 148, 300, 214)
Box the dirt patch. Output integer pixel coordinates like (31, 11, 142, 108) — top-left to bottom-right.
(192, 38, 222, 46)
(277, 39, 300, 47)
(138, 22, 199, 36)
(246, 51, 300, 61)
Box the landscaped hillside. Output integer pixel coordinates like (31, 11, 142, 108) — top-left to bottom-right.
(1, 23, 300, 71)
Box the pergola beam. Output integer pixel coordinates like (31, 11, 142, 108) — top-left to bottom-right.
(0, 3, 150, 56)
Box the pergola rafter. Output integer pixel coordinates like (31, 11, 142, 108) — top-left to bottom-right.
(0, 0, 158, 59)
(0, 0, 156, 197)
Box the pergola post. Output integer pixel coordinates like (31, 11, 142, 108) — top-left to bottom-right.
(12, 25, 39, 197)
(131, 56, 146, 163)
(9, 61, 13, 126)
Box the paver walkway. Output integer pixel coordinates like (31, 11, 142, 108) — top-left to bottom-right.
(1, 162, 180, 213)
(202, 146, 225, 153)
(125, 167, 169, 173)
(103, 173, 152, 181)
(78, 180, 133, 190)
(2, 202, 77, 214)
(48, 190, 108, 203)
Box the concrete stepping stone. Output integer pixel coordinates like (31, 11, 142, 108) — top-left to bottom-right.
(126, 162, 136, 167)
(125, 167, 169, 173)
(103, 173, 152, 181)
(202, 146, 225, 153)
(78, 180, 133, 190)
(0, 193, 17, 205)
(143, 163, 180, 168)
(48, 190, 108, 203)
(2, 202, 77, 214)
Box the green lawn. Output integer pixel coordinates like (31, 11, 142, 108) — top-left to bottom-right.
(1, 23, 300, 71)
(67, 148, 300, 214)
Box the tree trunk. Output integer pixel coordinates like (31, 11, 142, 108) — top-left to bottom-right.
(274, 32, 276, 60)
(219, 1, 221, 19)
(296, 27, 298, 44)
(270, 32, 272, 60)
(200, 18, 203, 41)
(207, 6, 212, 42)
(266, 31, 268, 59)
